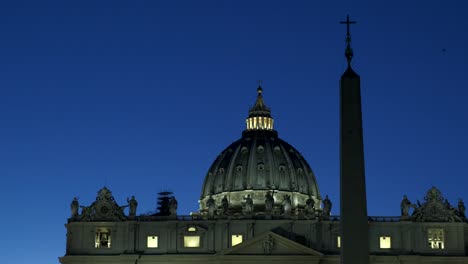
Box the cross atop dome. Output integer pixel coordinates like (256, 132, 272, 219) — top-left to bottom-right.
(246, 85, 274, 131)
(339, 14, 357, 67)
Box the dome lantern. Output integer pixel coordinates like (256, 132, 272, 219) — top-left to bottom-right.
(246, 86, 274, 131)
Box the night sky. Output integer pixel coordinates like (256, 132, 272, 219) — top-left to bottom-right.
(1, 1, 467, 263)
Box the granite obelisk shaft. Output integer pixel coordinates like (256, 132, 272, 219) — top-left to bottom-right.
(340, 67, 369, 264)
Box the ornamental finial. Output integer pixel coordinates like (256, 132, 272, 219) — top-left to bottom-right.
(339, 15, 357, 66)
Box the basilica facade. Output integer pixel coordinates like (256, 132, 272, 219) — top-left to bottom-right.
(59, 86, 468, 264)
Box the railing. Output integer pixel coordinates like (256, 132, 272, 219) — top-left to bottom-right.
(133, 214, 402, 222)
(368, 216, 401, 222)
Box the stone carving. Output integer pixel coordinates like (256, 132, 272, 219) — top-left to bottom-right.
(206, 195, 216, 219)
(265, 191, 274, 213)
(221, 195, 229, 215)
(169, 196, 178, 216)
(400, 195, 415, 217)
(412, 187, 462, 222)
(243, 194, 254, 215)
(282, 195, 292, 217)
(127, 196, 138, 217)
(70, 197, 79, 218)
(262, 234, 275, 254)
(79, 206, 92, 221)
(305, 195, 315, 217)
(322, 195, 332, 217)
(75, 187, 127, 222)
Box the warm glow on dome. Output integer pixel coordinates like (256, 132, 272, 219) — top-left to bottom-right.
(246, 116, 274, 130)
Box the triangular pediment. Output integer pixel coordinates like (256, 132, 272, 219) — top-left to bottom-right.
(220, 231, 323, 256)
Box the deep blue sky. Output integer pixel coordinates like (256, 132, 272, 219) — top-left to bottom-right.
(0, 1, 467, 263)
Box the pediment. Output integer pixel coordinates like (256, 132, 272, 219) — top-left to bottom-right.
(220, 231, 323, 256)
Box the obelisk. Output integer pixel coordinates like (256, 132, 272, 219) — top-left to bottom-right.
(339, 15, 369, 264)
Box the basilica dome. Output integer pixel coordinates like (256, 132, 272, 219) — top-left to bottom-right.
(199, 87, 321, 214)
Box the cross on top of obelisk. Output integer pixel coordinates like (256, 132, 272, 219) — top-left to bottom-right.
(339, 15, 357, 66)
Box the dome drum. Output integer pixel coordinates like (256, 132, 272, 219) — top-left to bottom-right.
(198, 190, 321, 216)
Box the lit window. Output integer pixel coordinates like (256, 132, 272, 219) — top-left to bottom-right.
(188, 227, 197, 232)
(379, 236, 391, 249)
(231, 234, 243, 246)
(337, 236, 341, 248)
(147, 236, 158, 248)
(95, 229, 111, 248)
(184, 236, 200, 247)
(428, 228, 444, 249)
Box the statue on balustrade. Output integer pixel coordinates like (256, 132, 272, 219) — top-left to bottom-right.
(243, 194, 254, 215)
(220, 195, 229, 215)
(400, 195, 413, 217)
(322, 195, 332, 217)
(206, 195, 217, 218)
(71, 197, 79, 218)
(282, 195, 292, 217)
(169, 196, 178, 216)
(458, 199, 466, 219)
(305, 195, 315, 217)
(265, 191, 274, 213)
(127, 195, 138, 217)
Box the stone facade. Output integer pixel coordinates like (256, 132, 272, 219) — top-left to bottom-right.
(60, 205, 468, 263)
(60, 89, 468, 264)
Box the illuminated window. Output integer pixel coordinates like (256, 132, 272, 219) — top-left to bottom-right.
(147, 236, 158, 248)
(188, 227, 197, 232)
(337, 236, 341, 248)
(95, 229, 111, 248)
(231, 234, 243, 246)
(428, 229, 444, 249)
(184, 236, 200, 247)
(246, 117, 274, 130)
(379, 236, 391, 249)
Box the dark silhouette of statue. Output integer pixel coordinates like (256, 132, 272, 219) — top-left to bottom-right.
(265, 191, 274, 213)
(169, 197, 178, 216)
(206, 195, 216, 218)
(322, 195, 332, 216)
(127, 195, 138, 217)
(221, 195, 229, 215)
(243, 194, 253, 215)
(400, 195, 412, 216)
(458, 199, 466, 218)
(305, 195, 315, 216)
(71, 197, 79, 218)
(282, 195, 292, 216)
